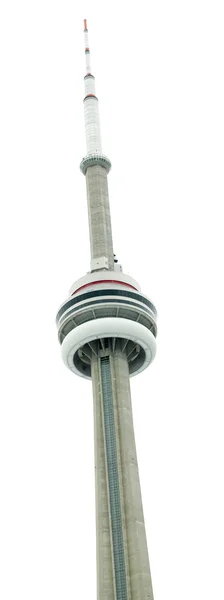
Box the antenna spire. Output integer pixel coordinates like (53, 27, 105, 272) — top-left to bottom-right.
(83, 18, 91, 75)
(82, 19, 102, 155)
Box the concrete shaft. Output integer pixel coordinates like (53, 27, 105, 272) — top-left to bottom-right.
(92, 350, 154, 600)
(86, 164, 114, 270)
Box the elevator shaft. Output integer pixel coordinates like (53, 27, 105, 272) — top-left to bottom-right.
(101, 355, 127, 600)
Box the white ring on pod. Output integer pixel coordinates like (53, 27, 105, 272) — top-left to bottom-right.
(61, 317, 157, 379)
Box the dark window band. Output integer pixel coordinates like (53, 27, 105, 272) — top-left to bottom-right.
(56, 289, 157, 324)
(57, 298, 156, 330)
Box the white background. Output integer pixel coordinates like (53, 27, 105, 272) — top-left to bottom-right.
(0, 1, 224, 599)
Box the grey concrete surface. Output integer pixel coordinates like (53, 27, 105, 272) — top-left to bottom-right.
(111, 351, 154, 600)
(86, 165, 114, 270)
(91, 351, 154, 600)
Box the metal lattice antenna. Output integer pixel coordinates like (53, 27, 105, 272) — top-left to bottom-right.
(83, 19, 102, 155)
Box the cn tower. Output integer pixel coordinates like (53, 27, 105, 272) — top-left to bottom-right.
(56, 20, 157, 600)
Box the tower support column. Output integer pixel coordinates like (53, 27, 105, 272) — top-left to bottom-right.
(86, 164, 114, 270)
(111, 351, 154, 600)
(92, 348, 154, 600)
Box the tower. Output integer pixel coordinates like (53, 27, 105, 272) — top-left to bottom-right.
(56, 19, 157, 600)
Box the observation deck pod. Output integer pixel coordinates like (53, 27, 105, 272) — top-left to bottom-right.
(56, 272, 157, 380)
